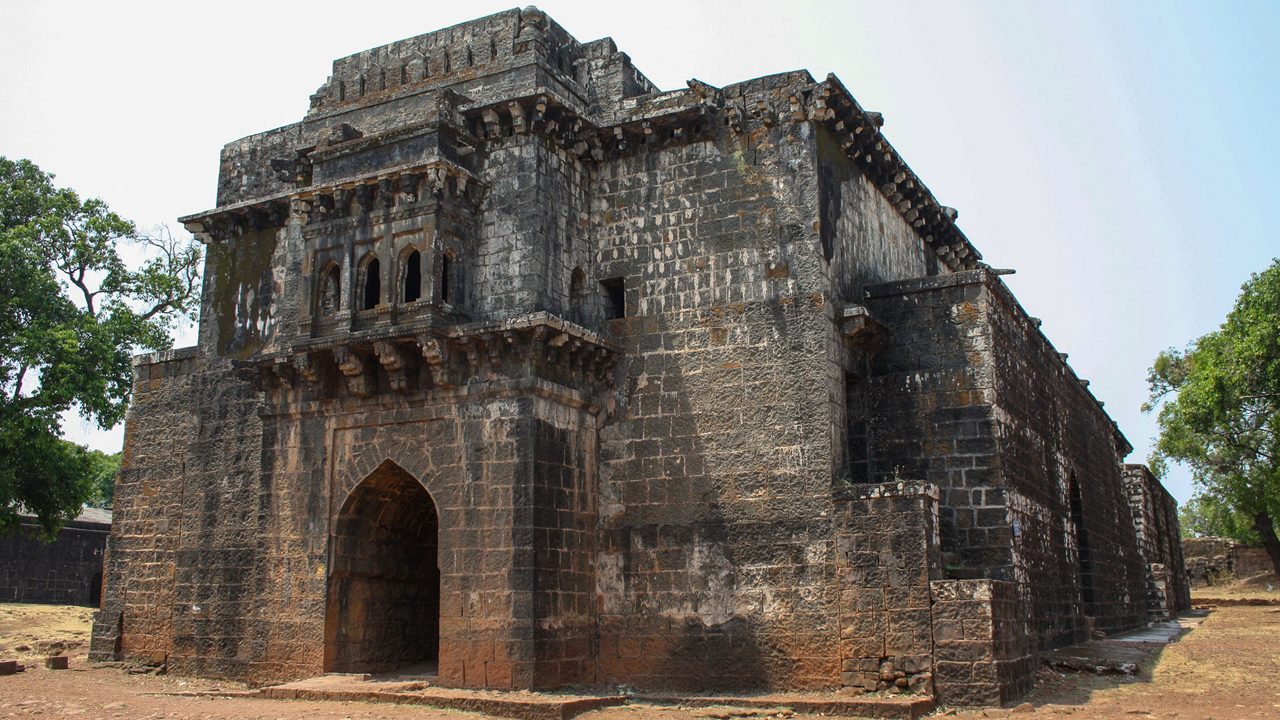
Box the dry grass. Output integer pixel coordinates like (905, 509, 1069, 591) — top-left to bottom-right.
(0, 602, 94, 660)
(1191, 572, 1280, 601)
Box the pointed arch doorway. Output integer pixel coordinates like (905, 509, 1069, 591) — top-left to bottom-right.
(325, 460, 440, 674)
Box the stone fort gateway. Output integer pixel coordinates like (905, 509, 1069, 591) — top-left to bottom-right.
(90, 8, 1190, 706)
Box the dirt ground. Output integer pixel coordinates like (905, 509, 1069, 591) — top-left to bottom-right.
(0, 597, 1277, 720)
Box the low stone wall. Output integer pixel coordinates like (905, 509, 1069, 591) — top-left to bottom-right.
(1184, 537, 1274, 586)
(930, 579, 1035, 706)
(0, 511, 111, 606)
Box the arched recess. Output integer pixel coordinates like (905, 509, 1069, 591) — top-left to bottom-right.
(325, 460, 440, 673)
(402, 247, 422, 303)
(317, 261, 341, 315)
(569, 266, 587, 324)
(438, 248, 461, 306)
(359, 254, 381, 310)
(1067, 472, 1094, 610)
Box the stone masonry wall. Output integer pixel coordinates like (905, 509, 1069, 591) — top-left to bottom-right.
(930, 579, 1034, 706)
(863, 273, 1009, 577)
(863, 270, 1150, 656)
(1123, 464, 1191, 617)
(983, 277, 1147, 642)
(833, 482, 940, 694)
(92, 346, 264, 671)
(0, 517, 108, 606)
(592, 103, 847, 690)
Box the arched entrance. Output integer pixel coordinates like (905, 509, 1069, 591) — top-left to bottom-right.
(325, 460, 440, 674)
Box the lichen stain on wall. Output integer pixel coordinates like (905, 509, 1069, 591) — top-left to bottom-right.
(210, 227, 279, 358)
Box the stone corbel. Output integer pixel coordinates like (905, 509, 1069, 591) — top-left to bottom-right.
(272, 359, 297, 387)
(378, 178, 395, 209)
(530, 96, 548, 132)
(839, 305, 887, 352)
(294, 352, 322, 384)
(334, 346, 373, 398)
(353, 184, 374, 214)
(508, 101, 526, 134)
(289, 197, 312, 224)
(418, 335, 452, 388)
(397, 174, 418, 205)
(485, 337, 503, 368)
(333, 189, 352, 218)
(459, 337, 484, 371)
(373, 340, 412, 393)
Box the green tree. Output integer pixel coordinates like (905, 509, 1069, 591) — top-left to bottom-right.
(0, 157, 200, 537)
(84, 446, 122, 510)
(1177, 494, 1261, 542)
(1146, 259, 1280, 574)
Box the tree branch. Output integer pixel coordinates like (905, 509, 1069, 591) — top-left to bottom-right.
(12, 364, 27, 402)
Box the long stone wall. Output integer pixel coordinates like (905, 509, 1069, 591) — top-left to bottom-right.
(863, 270, 1150, 655)
(0, 512, 109, 607)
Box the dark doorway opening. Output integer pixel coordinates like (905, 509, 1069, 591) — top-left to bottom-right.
(325, 460, 440, 674)
(89, 571, 103, 608)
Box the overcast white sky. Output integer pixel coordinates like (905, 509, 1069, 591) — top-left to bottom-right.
(4, 1, 1278, 506)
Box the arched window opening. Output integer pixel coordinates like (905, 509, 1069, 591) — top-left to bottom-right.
(318, 264, 341, 315)
(403, 250, 422, 303)
(362, 257, 381, 310)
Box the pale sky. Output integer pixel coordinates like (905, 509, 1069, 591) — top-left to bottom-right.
(4, 1, 1278, 506)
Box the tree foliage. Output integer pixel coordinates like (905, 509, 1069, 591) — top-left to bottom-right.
(0, 157, 200, 537)
(1146, 259, 1280, 573)
(84, 446, 122, 510)
(1177, 494, 1261, 543)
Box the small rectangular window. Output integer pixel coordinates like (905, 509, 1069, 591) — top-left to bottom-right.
(600, 277, 625, 320)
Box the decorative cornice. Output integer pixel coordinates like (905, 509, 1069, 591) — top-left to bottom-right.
(241, 312, 621, 412)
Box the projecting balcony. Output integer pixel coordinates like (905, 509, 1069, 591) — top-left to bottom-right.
(244, 309, 622, 414)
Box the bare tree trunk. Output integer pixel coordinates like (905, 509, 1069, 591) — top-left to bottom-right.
(1252, 510, 1280, 576)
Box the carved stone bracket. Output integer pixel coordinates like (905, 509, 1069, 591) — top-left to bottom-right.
(373, 339, 415, 393)
(334, 346, 373, 398)
(418, 335, 452, 388)
(295, 352, 322, 384)
(296, 159, 484, 230)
